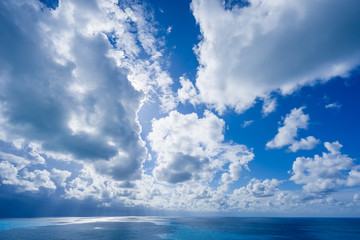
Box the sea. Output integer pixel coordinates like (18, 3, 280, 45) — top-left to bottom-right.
(0, 217, 359, 239)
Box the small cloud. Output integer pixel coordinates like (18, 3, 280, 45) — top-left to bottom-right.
(262, 97, 277, 116)
(242, 120, 254, 128)
(267, 107, 319, 152)
(354, 194, 360, 202)
(266, 107, 309, 149)
(166, 26, 172, 34)
(177, 76, 200, 106)
(325, 102, 342, 109)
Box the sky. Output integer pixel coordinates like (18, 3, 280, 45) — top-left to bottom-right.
(0, 0, 360, 217)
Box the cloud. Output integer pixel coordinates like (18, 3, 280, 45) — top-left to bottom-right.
(51, 168, 71, 188)
(234, 178, 281, 198)
(354, 194, 360, 203)
(191, 0, 360, 113)
(148, 111, 254, 184)
(0, 151, 72, 192)
(0, 152, 30, 169)
(290, 141, 356, 195)
(177, 76, 200, 106)
(22, 169, 57, 191)
(242, 120, 254, 128)
(0, 0, 179, 180)
(325, 102, 342, 109)
(0, 161, 56, 192)
(262, 97, 277, 116)
(266, 107, 319, 152)
(0, 161, 18, 183)
(346, 167, 360, 187)
(288, 136, 320, 152)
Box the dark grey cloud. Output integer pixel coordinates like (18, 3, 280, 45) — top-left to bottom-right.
(155, 153, 209, 184)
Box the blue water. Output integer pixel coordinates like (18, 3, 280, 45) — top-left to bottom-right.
(0, 217, 359, 239)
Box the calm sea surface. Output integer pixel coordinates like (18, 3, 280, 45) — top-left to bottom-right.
(0, 217, 359, 239)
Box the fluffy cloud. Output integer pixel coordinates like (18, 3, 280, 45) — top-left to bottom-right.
(266, 107, 319, 152)
(290, 141, 356, 194)
(262, 97, 277, 116)
(177, 76, 200, 106)
(288, 136, 320, 152)
(64, 166, 133, 201)
(51, 168, 71, 188)
(346, 167, 360, 187)
(0, 151, 63, 192)
(234, 178, 281, 198)
(191, 0, 360, 113)
(148, 111, 254, 184)
(0, 0, 182, 181)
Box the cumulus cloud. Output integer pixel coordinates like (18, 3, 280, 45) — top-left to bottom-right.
(148, 111, 254, 184)
(290, 141, 356, 195)
(346, 167, 360, 187)
(0, 151, 73, 192)
(266, 107, 319, 152)
(191, 0, 360, 113)
(288, 136, 320, 152)
(0, 0, 183, 181)
(51, 168, 71, 188)
(234, 178, 281, 198)
(0, 162, 55, 192)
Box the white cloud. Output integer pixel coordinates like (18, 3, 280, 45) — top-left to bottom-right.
(0, 152, 30, 169)
(0, 161, 18, 182)
(191, 0, 360, 113)
(346, 167, 360, 187)
(262, 97, 277, 116)
(148, 111, 254, 184)
(0, 151, 62, 191)
(0, 163, 57, 192)
(288, 136, 320, 152)
(242, 120, 254, 128)
(266, 107, 319, 151)
(177, 76, 200, 106)
(64, 165, 137, 202)
(22, 169, 56, 191)
(266, 107, 309, 149)
(325, 102, 342, 109)
(354, 194, 360, 203)
(234, 178, 281, 198)
(0, 0, 180, 181)
(290, 141, 356, 194)
(51, 168, 71, 188)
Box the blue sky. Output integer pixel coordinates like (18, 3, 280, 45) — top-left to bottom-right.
(0, 0, 360, 217)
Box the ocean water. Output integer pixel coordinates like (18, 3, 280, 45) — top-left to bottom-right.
(0, 217, 359, 239)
